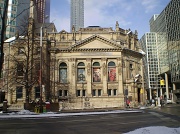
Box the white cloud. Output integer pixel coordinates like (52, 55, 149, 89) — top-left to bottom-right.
(50, 0, 170, 34)
(84, 0, 132, 29)
(50, 4, 70, 32)
(140, 0, 160, 13)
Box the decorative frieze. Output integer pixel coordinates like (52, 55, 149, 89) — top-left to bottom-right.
(87, 63, 91, 76)
(68, 58, 76, 62)
(101, 58, 107, 61)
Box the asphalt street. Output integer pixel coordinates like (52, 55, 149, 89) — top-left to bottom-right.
(0, 105, 179, 134)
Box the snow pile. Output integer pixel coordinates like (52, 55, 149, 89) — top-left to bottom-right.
(124, 126, 180, 134)
(139, 106, 147, 109)
(8, 110, 36, 115)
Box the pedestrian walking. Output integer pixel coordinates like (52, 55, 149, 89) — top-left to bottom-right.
(126, 99, 130, 108)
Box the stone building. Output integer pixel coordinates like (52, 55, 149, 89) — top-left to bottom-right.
(3, 22, 145, 110)
(48, 23, 145, 110)
(2, 1, 145, 110)
(2, 0, 56, 110)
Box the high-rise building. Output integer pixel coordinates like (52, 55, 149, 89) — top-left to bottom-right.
(139, 0, 180, 102)
(70, 0, 84, 31)
(35, 0, 50, 23)
(0, 0, 50, 38)
(16, 0, 30, 35)
(0, 0, 19, 39)
(139, 33, 162, 100)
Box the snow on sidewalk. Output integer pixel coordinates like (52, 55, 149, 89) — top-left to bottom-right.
(0, 109, 142, 119)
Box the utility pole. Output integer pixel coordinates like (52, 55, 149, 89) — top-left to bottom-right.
(0, 0, 9, 76)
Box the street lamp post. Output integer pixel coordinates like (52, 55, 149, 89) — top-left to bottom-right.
(79, 73, 85, 109)
(40, 26, 43, 113)
(39, 16, 49, 112)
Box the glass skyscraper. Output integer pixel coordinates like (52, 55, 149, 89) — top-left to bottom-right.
(139, 33, 161, 100)
(35, 0, 50, 23)
(139, 0, 180, 101)
(0, 0, 50, 38)
(0, 0, 19, 39)
(150, 0, 180, 85)
(70, 0, 84, 31)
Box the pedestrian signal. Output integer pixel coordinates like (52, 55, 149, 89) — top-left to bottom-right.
(160, 79, 165, 86)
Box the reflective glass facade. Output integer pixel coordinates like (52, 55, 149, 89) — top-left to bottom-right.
(149, 0, 180, 84)
(0, 0, 18, 39)
(139, 33, 161, 90)
(165, 1, 180, 83)
(35, 0, 50, 23)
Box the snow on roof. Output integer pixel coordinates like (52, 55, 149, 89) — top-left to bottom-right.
(139, 49, 146, 55)
(4, 37, 16, 43)
(4, 36, 24, 43)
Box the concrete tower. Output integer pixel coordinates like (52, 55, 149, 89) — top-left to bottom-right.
(70, 0, 84, 31)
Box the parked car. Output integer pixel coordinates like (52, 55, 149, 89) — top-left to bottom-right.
(166, 99, 172, 104)
(176, 98, 180, 104)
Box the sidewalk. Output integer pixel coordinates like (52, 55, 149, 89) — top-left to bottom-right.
(0, 108, 143, 119)
(145, 103, 180, 117)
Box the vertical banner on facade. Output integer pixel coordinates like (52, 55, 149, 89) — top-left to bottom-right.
(93, 68, 101, 82)
(108, 68, 116, 81)
(78, 68, 85, 82)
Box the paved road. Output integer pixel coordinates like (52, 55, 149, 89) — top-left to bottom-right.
(149, 104, 180, 117)
(0, 107, 179, 134)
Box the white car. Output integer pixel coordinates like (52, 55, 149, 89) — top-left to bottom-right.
(166, 99, 172, 104)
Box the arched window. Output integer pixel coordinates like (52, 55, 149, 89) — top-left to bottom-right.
(77, 62, 85, 82)
(108, 61, 116, 82)
(92, 62, 101, 82)
(59, 62, 67, 83)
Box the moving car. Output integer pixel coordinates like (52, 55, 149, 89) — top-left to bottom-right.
(166, 99, 172, 104)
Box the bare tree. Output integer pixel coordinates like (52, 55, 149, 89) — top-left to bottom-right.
(0, 0, 9, 76)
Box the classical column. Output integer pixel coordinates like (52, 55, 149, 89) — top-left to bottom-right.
(141, 60, 145, 104)
(172, 83, 176, 102)
(68, 58, 76, 95)
(51, 57, 56, 102)
(117, 57, 123, 96)
(160, 88, 162, 97)
(102, 58, 108, 95)
(86, 58, 92, 96)
(149, 89, 152, 100)
(165, 73, 169, 99)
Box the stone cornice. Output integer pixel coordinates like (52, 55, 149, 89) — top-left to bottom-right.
(122, 48, 144, 58)
(70, 34, 125, 49)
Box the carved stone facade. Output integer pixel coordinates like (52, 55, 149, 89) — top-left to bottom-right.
(49, 24, 145, 110)
(2, 19, 145, 110)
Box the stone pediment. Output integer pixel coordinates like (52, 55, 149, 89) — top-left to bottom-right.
(69, 35, 124, 51)
(59, 30, 68, 34)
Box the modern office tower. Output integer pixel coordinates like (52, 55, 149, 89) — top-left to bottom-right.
(139, 33, 161, 100)
(35, 0, 50, 23)
(139, 0, 180, 101)
(150, 0, 180, 92)
(0, 0, 18, 39)
(70, 0, 84, 31)
(16, 0, 30, 35)
(0, 0, 50, 38)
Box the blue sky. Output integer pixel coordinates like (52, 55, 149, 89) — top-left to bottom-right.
(50, 0, 170, 38)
